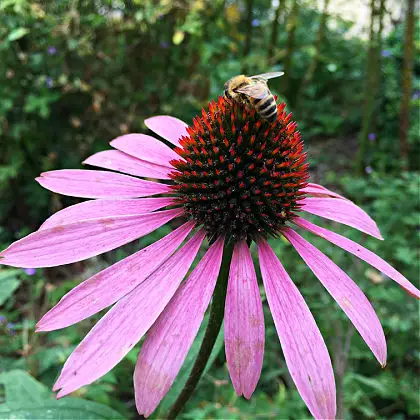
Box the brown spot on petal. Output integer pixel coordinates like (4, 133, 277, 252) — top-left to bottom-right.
(341, 297, 352, 309)
(255, 340, 265, 351)
(315, 392, 328, 410)
(230, 338, 252, 372)
(138, 362, 171, 394)
(100, 218, 114, 228)
(249, 314, 262, 328)
(52, 226, 65, 233)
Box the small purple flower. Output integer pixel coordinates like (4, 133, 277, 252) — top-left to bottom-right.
(24, 268, 36, 276)
(365, 166, 373, 174)
(159, 41, 169, 49)
(251, 19, 260, 27)
(412, 90, 420, 100)
(48, 46, 57, 55)
(381, 50, 392, 58)
(0, 315, 6, 323)
(7, 323, 16, 335)
(368, 133, 376, 142)
(46, 77, 53, 88)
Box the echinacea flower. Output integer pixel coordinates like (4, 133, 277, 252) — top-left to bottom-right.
(1, 97, 418, 419)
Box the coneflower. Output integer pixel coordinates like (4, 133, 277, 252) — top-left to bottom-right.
(1, 97, 418, 419)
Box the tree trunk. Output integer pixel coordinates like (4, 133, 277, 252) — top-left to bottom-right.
(356, 0, 385, 175)
(282, 0, 299, 100)
(399, 0, 415, 167)
(371, 0, 386, 102)
(242, 0, 254, 73)
(296, 0, 330, 110)
(267, 1, 284, 65)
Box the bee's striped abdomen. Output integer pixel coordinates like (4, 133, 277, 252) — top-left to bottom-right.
(253, 94, 277, 122)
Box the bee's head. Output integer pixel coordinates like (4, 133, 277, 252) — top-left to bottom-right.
(224, 75, 246, 100)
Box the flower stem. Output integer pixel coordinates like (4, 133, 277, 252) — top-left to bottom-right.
(166, 242, 234, 419)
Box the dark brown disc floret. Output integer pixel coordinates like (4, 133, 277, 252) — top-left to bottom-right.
(169, 97, 309, 243)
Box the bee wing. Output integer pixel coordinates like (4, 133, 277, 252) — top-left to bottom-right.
(234, 82, 269, 99)
(250, 71, 284, 80)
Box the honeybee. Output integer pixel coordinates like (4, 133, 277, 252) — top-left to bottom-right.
(223, 72, 284, 122)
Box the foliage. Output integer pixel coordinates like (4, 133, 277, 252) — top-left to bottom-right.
(0, 369, 125, 419)
(0, 1, 418, 419)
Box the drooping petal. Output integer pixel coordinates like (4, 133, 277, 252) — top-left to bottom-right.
(36, 169, 171, 199)
(225, 240, 264, 399)
(294, 217, 420, 299)
(110, 133, 180, 166)
(301, 197, 383, 240)
(83, 150, 171, 179)
(36, 221, 195, 332)
(258, 240, 336, 420)
(301, 183, 348, 200)
(144, 116, 188, 147)
(39, 197, 175, 230)
(53, 230, 206, 398)
(282, 228, 387, 366)
(0, 208, 182, 268)
(134, 236, 224, 416)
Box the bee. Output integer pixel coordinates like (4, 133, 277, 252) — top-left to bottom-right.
(223, 72, 284, 123)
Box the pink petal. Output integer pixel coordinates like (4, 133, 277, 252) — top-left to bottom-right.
(258, 240, 336, 420)
(53, 230, 205, 397)
(301, 183, 348, 200)
(0, 208, 182, 268)
(225, 240, 264, 399)
(36, 221, 195, 332)
(282, 228, 387, 366)
(83, 150, 171, 179)
(144, 116, 189, 147)
(134, 236, 224, 417)
(110, 133, 180, 166)
(301, 197, 383, 240)
(294, 217, 420, 299)
(36, 169, 171, 198)
(39, 197, 175, 230)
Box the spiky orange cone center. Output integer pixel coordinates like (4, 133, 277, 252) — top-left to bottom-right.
(170, 97, 309, 242)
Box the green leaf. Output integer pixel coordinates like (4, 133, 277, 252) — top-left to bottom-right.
(0, 370, 50, 406)
(0, 399, 126, 419)
(0, 370, 126, 419)
(0, 164, 20, 183)
(347, 372, 389, 397)
(32, 346, 74, 375)
(0, 269, 22, 306)
(7, 28, 29, 41)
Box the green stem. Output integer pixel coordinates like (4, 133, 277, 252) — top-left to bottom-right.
(166, 242, 234, 419)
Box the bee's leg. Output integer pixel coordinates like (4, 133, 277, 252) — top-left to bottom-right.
(244, 97, 254, 112)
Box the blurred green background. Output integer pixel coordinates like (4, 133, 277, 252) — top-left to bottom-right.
(0, 0, 419, 419)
